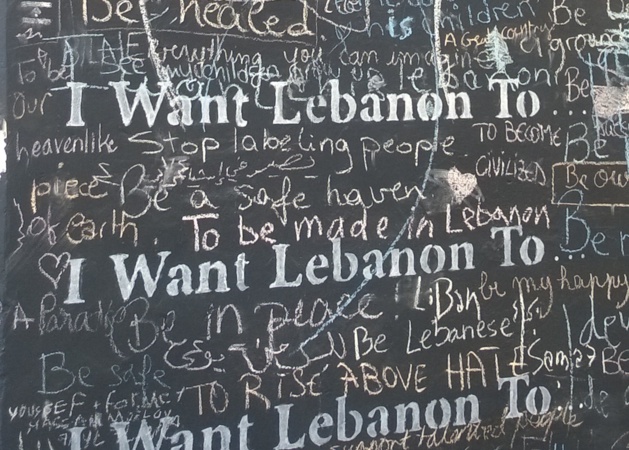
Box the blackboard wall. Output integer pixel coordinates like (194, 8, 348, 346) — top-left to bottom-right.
(3, 0, 629, 449)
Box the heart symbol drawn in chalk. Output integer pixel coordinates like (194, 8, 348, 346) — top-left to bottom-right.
(447, 167, 477, 204)
(38, 252, 71, 289)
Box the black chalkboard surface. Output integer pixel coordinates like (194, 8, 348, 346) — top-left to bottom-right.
(4, 0, 629, 448)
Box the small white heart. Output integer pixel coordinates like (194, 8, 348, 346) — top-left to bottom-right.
(447, 167, 477, 204)
(38, 252, 71, 289)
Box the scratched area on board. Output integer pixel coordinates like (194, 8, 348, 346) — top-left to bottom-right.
(3, 0, 629, 449)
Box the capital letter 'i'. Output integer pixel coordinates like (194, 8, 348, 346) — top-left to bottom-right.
(66, 82, 88, 127)
(65, 258, 86, 304)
